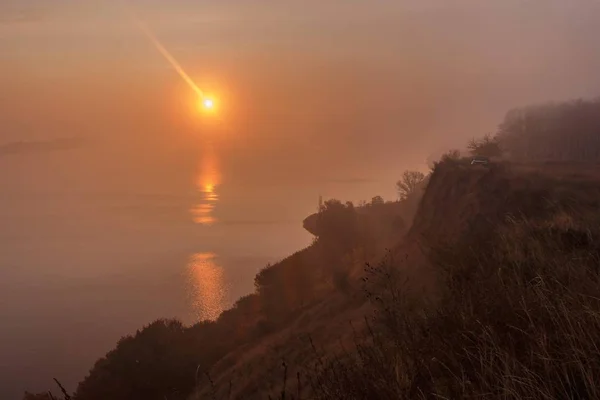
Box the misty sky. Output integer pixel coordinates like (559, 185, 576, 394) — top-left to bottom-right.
(1, 0, 600, 195)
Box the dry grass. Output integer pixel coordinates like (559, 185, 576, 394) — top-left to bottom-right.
(190, 291, 372, 399)
(187, 161, 600, 400)
(304, 202, 600, 399)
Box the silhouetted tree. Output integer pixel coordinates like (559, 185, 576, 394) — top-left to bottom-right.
(442, 149, 461, 160)
(320, 200, 359, 251)
(371, 196, 384, 206)
(396, 171, 426, 200)
(434, 149, 462, 169)
(467, 133, 502, 157)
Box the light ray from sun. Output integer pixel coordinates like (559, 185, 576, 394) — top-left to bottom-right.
(127, 6, 204, 99)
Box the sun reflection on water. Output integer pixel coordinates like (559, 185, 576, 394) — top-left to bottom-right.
(186, 252, 227, 321)
(191, 144, 220, 225)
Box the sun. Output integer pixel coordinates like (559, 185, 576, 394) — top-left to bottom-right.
(203, 98, 214, 109)
(199, 95, 218, 114)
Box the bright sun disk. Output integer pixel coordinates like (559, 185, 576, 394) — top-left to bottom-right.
(196, 94, 220, 116)
(203, 98, 214, 109)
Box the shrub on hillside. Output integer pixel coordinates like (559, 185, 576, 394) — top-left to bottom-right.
(74, 319, 223, 400)
(467, 133, 502, 158)
(316, 199, 359, 250)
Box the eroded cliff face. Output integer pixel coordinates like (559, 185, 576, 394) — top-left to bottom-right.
(408, 160, 600, 248)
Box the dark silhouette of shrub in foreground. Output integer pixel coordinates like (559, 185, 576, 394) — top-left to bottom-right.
(304, 207, 600, 399)
(74, 319, 224, 400)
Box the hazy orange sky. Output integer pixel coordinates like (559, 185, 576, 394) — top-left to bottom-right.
(2, 0, 600, 200)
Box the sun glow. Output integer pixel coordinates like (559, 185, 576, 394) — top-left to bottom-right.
(199, 95, 219, 115)
(203, 98, 214, 109)
(127, 10, 224, 119)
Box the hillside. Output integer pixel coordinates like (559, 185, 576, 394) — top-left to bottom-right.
(31, 159, 600, 400)
(36, 159, 600, 400)
(188, 199, 421, 399)
(59, 191, 419, 400)
(187, 158, 600, 399)
(29, 97, 600, 400)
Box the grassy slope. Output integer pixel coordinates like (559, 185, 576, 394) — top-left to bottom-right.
(192, 159, 600, 399)
(309, 160, 600, 399)
(190, 201, 415, 399)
